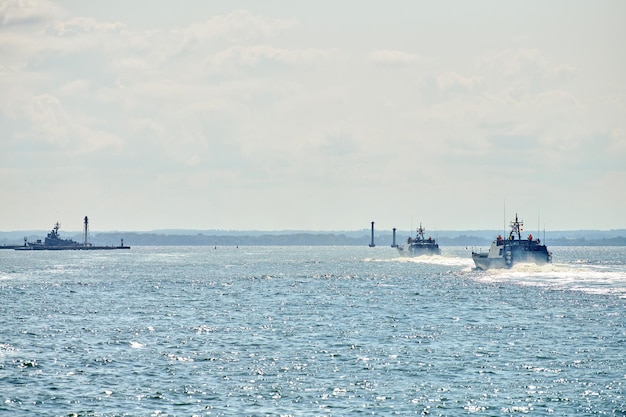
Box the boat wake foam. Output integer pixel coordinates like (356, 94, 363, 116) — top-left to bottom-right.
(394, 255, 475, 267)
(472, 263, 626, 298)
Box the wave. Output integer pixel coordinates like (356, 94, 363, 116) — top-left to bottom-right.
(0, 273, 14, 280)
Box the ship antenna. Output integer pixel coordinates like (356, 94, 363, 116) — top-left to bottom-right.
(503, 200, 506, 239)
(537, 210, 540, 242)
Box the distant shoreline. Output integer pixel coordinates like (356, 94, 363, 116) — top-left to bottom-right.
(2, 229, 626, 247)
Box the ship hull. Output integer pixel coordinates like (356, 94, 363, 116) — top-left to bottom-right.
(471, 253, 508, 270)
(396, 243, 440, 257)
(472, 240, 551, 270)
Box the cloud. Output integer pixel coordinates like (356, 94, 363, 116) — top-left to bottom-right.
(57, 78, 91, 96)
(45, 16, 124, 36)
(28, 93, 71, 145)
(210, 44, 334, 68)
(477, 48, 547, 78)
(1, 3, 624, 230)
(0, 0, 59, 26)
(22, 93, 123, 153)
(435, 71, 480, 92)
(181, 9, 297, 42)
(369, 49, 418, 66)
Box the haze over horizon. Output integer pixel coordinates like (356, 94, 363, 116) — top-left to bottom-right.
(1, 1, 625, 232)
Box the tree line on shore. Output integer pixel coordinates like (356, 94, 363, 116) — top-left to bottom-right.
(2, 230, 626, 247)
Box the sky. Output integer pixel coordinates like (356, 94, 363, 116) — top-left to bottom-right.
(1, 0, 625, 232)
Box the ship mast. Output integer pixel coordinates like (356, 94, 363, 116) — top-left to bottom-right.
(416, 223, 426, 241)
(508, 213, 523, 240)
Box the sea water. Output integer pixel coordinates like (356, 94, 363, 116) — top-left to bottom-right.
(0, 246, 624, 416)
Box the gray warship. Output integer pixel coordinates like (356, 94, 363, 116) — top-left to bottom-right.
(472, 214, 551, 270)
(17, 216, 130, 250)
(395, 223, 440, 256)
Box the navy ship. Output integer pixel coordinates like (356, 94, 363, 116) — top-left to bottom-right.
(17, 217, 130, 250)
(472, 214, 551, 270)
(395, 223, 440, 256)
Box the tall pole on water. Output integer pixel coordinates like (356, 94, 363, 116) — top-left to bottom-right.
(84, 216, 89, 246)
(369, 221, 376, 247)
(391, 228, 397, 248)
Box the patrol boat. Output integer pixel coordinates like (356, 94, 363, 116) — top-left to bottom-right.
(396, 223, 440, 256)
(472, 214, 551, 270)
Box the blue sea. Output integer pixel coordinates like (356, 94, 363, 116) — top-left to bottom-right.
(1, 246, 624, 416)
